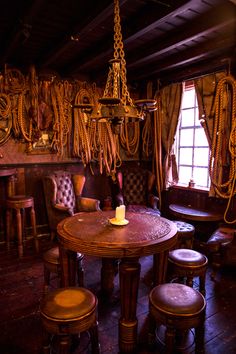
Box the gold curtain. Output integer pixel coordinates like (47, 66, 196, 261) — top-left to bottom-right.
(153, 82, 182, 206)
(194, 71, 226, 147)
(194, 71, 227, 196)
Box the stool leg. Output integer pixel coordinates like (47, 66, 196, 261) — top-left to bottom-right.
(89, 320, 101, 354)
(59, 334, 70, 354)
(30, 206, 39, 253)
(77, 256, 84, 287)
(199, 273, 206, 296)
(16, 208, 23, 258)
(42, 329, 51, 354)
(195, 317, 205, 352)
(165, 326, 175, 353)
(186, 276, 193, 288)
(6, 208, 11, 251)
(148, 313, 157, 348)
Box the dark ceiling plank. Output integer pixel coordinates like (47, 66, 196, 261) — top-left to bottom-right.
(42, 0, 129, 67)
(133, 35, 235, 81)
(128, 16, 235, 69)
(68, 0, 218, 75)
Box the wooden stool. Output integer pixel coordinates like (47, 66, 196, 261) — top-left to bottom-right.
(43, 246, 84, 294)
(6, 195, 39, 257)
(40, 287, 100, 354)
(148, 283, 206, 353)
(172, 220, 195, 249)
(168, 248, 208, 295)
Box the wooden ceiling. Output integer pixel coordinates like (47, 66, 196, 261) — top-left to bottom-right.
(0, 0, 235, 86)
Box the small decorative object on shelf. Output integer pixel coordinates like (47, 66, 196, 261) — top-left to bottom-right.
(188, 178, 195, 188)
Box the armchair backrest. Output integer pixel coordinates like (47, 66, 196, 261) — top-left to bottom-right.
(52, 171, 76, 212)
(117, 167, 155, 206)
(42, 170, 89, 237)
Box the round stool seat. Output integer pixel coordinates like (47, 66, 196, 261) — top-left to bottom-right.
(41, 287, 97, 321)
(169, 249, 208, 267)
(40, 287, 100, 354)
(173, 220, 195, 249)
(150, 283, 205, 316)
(6, 195, 34, 208)
(168, 249, 208, 295)
(148, 283, 206, 353)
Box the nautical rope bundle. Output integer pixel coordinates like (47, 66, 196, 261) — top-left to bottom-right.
(209, 74, 236, 223)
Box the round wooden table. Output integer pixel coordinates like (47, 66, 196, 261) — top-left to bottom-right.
(57, 210, 177, 354)
(169, 203, 223, 222)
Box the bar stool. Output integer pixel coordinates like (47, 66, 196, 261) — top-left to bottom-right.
(43, 246, 84, 294)
(6, 195, 39, 257)
(168, 248, 208, 295)
(148, 283, 206, 353)
(40, 287, 100, 354)
(172, 220, 195, 249)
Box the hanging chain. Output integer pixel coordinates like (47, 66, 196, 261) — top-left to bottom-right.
(113, 0, 133, 106)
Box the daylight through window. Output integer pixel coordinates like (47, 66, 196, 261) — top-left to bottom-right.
(175, 81, 210, 189)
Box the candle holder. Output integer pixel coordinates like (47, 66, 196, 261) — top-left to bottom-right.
(109, 204, 129, 226)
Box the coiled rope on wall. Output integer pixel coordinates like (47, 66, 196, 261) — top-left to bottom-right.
(0, 93, 12, 145)
(73, 86, 92, 165)
(119, 120, 140, 156)
(209, 74, 236, 223)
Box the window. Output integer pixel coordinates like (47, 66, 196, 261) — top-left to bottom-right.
(175, 81, 210, 189)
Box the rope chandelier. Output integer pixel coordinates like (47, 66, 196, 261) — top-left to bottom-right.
(75, 0, 156, 132)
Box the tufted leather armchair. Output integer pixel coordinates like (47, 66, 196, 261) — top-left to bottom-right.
(43, 170, 100, 240)
(114, 167, 160, 216)
(206, 224, 236, 280)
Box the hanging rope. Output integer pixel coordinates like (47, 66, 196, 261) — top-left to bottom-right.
(209, 74, 236, 223)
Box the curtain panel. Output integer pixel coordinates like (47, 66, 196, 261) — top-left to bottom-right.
(153, 82, 182, 202)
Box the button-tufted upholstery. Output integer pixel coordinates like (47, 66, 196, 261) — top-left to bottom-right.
(114, 166, 160, 216)
(43, 170, 100, 240)
(53, 172, 76, 213)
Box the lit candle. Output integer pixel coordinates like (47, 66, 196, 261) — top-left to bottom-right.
(115, 205, 126, 221)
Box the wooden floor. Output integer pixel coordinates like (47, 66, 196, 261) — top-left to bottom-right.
(0, 235, 236, 354)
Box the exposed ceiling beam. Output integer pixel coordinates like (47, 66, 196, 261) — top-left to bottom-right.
(42, 0, 129, 67)
(134, 35, 235, 81)
(127, 6, 235, 69)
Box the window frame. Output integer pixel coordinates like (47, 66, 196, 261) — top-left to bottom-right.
(175, 81, 210, 189)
